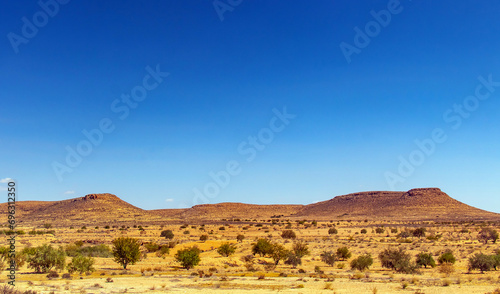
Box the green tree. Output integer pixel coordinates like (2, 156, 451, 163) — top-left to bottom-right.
(67, 254, 95, 274)
(379, 247, 417, 274)
(415, 252, 436, 268)
(350, 254, 374, 271)
(468, 253, 495, 273)
(320, 250, 336, 267)
(251, 239, 273, 257)
(478, 228, 499, 244)
(270, 243, 289, 265)
(112, 237, 141, 269)
(217, 243, 237, 257)
(0, 246, 27, 271)
(336, 247, 352, 261)
(160, 229, 175, 239)
(175, 246, 201, 269)
(24, 244, 66, 273)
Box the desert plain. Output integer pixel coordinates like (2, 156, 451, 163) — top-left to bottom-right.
(1, 188, 500, 294)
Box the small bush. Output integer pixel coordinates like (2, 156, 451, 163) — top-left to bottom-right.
(281, 230, 297, 239)
(144, 242, 160, 253)
(320, 250, 336, 267)
(336, 247, 352, 261)
(67, 254, 95, 274)
(416, 252, 436, 268)
(438, 249, 456, 265)
(199, 235, 208, 242)
(350, 254, 373, 271)
(328, 228, 338, 235)
(217, 243, 237, 257)
(251, 239, 273, 257)
(175, 246, 201, 269)
(160, 230, 174, 239)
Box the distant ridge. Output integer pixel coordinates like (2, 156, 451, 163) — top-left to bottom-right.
(293, 188, 499, 220)
(1, 188, 499, 226)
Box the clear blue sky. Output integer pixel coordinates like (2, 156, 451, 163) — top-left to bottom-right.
(1, 0, 500, 212)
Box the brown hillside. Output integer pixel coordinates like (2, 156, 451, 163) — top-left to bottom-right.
(173, 203, 304, 220)
(1, 193, 164, 227)
(2, 188, 498, 226)
(294, 188, 500, 221)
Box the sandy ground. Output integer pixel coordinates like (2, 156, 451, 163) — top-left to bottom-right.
(2, 220, 500, 293)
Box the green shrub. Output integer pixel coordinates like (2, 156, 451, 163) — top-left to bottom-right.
(478, 228, 499, 244)
(156, 246, 170, 257)
(281, 230, 297, 239)
(320, 250, 336, 267)
(328, 228, 338, 235)
(24, 244, 66, 273)
(350, 254, 374, 271)
(67, 254, 95, 274)
(160, 229, 174, 239)
(270, 243, 289, 265)
(438, 249, 456, 265)
(412, 228, 426, 238)
(468, 253, 495, 273)
(285, 252, 302, 268)
(416, 252, 436, 268)
(292, 241, 309, 258)
(199, 234, 208, 242)
(336, 247, 352, 261)
(175, 246, 201, 269)
(251, 239, 273, 257)
(144, 242, 160, 253)
(217, 243, 237, 257)
(379, 247, 417, 274)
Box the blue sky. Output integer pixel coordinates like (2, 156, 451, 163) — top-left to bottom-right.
(1, 0, 500, 212)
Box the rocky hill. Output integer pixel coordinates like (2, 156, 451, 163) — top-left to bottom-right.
(1, 188, 498, 226)
(294, 188, 499, 220)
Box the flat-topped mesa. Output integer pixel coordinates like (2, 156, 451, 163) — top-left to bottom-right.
(78, 193, 119, 202)
(400, 188, 444, 199)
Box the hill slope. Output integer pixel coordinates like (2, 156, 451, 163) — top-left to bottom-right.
(1, 188, 499, 226)
(295, 188, 499, 220)
(1, 193, 165, 226)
